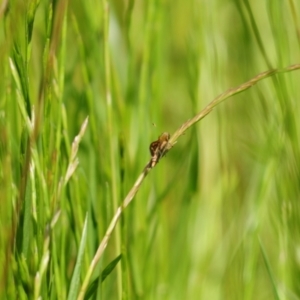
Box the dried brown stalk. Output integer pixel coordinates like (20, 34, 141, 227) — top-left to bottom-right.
(77, 63, 300, 300)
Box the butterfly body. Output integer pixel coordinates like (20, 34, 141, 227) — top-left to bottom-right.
(149, 132, 170, 168)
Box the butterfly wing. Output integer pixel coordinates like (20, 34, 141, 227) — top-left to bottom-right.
(149, 140, 160, 156)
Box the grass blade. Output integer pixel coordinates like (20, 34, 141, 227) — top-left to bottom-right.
(67, 214, 89, 300)
(84, 254, 122, 300)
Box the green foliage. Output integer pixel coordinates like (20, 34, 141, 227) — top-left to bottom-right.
(0, 0, 300, 299)
(68, 214, 89, 300)
(84, 254, 122, 300)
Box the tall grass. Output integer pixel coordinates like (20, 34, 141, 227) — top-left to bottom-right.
(0, 0, 300, 299)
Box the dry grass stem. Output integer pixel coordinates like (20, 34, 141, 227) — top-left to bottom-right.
(77, 63, 300, 300)
(168, 63, 300, 147)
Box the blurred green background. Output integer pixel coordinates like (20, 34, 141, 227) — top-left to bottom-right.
(1, 0, 300, 299)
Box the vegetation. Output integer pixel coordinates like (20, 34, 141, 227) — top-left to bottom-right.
(0, 0, 300, 299)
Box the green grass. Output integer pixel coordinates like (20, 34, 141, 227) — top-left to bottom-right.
(1, 0, 300, 299)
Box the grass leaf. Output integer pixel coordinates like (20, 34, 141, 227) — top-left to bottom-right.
(67, 214, 89, 300)
(84, 254, 122, 300)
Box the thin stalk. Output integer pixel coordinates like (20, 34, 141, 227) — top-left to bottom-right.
(77, 63, 300, 300)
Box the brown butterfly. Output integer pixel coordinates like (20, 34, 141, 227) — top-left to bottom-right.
(149, 132, 170, 168)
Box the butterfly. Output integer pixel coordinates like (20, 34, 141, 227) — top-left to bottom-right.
(149, 132, 170, 168)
